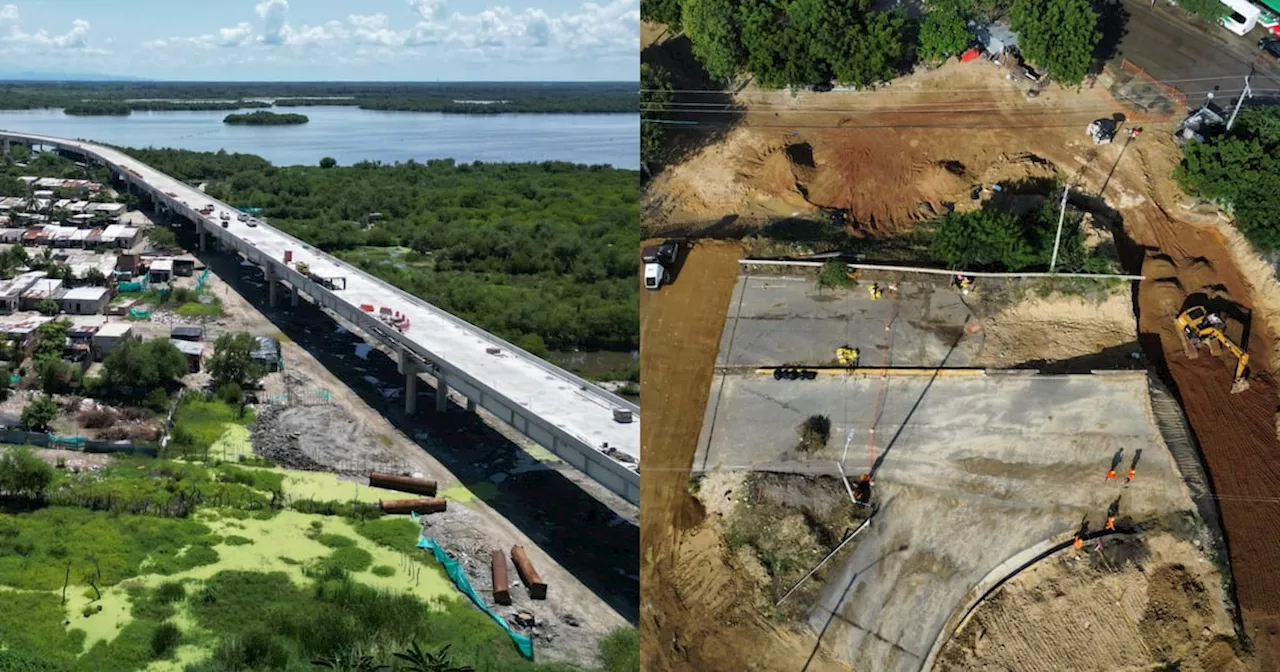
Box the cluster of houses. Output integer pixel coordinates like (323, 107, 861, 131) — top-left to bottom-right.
(0, 252, 200, 317)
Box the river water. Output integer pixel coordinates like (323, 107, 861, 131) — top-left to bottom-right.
(0, 106, 638, 168)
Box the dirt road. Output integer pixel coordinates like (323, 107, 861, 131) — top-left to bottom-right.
(640, 240, 853, 671)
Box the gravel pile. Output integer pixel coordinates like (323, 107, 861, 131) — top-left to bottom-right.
(249, 403, 401, 475)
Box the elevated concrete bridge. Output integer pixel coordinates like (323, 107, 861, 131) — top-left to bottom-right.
(0, 132, 640, 506)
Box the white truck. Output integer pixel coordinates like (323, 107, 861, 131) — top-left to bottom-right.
(642, 242, 679, 291)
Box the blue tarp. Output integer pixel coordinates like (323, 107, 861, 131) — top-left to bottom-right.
(410, 512, 534, 660)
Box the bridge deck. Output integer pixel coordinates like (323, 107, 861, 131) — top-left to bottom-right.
(0, 132, 640, 500)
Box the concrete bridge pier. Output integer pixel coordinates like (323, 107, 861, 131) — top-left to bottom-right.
(399, 346, 419, 415)
(436, 370, 449, 412)
(291, 284, 300, 308)
(198, 221, 206, 252)
(266, 264, 278, 307)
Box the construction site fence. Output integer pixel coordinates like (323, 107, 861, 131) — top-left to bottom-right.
(1114, 59, 1188, 122)
(0, 430, 158, 456)
(194, 268, 211, 293)
(739, 259, 1146, 280)
(410, 512, 535, 660)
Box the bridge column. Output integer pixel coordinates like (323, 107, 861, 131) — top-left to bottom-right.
(198, 222, 206, 252)
(291, 285, 300, 308)
(2, 139, 9, 155)
(266, 265, 278, 307)
(436, 370, 449, 412)
(400, 347, 418, 415)
(466, 398, 476, 413)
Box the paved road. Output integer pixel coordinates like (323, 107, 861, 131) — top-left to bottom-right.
(714, 276, 981, 370)
(1116, 0, 1280, 103)
(0, 131, 640, 505)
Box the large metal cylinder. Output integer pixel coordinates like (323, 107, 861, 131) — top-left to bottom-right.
(491, 550, 511, 605)
(378, 497, 447, 515)
(510, 545, 547, 600)
(369, 471, 438, 496)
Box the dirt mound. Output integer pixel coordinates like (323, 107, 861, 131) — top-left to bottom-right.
(972, 287, 1137, 367)
(251, 404, 403, 476)
(939, 534, 1244, 672)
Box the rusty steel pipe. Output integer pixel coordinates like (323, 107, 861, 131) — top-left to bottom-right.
(369, 471, 438, 496)
(491, 550, 511, 605)
(510, 545, 547, 600)
(378, 497, 447, 515)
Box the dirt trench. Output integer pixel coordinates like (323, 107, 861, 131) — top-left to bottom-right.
(1119, 204, 1280, 670)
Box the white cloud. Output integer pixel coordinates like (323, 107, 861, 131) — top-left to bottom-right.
(117, 0, 638, 73)
(219, 22, 254, 47)
(0, 5, 100, 54)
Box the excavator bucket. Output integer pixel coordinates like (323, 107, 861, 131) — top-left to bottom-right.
(1231, 378, 1251, 394)
(1178, 329, 1200, 360)
(1207, 338, 1222, 357)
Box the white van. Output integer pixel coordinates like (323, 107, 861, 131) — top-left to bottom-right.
(1219, 0, 1260, 36)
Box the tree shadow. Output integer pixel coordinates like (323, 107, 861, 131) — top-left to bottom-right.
(1092, 0, 1131, 75)
(167, 220, 639, 622)
(642, 34, 745, 175)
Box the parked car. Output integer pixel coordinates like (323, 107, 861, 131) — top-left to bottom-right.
(237, 212, 248, 222)
(1262, 37, 1280, 62)
(245, 219, 258, 228)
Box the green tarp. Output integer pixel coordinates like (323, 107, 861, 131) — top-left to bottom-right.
(128, 308, 151, 320)
(410, 512, 534, 660)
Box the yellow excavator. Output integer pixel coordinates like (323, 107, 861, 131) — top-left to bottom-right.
(1175, 306, 1250, 394)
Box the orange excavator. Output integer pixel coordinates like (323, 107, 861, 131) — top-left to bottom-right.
(1175, 306, 1250, 394)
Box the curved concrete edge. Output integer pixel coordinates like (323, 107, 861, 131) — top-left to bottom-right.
(920, 531, 1132, 672)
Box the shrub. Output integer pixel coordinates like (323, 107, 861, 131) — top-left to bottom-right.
(798, 415, 831, 453)
(370, 565, 395, 577)
(326, 546, 373, 573)
(150, 622, 181, 658)
(0, 447, 55, 498)
(599, 627, 640, 672)
(155, 581, 186, 604)
(20, 395, 59, 432)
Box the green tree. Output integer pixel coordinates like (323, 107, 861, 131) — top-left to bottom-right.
(918, 0, 973, 61)
(798, 0, 913, 86)
(101, 338, 189, 393)
(1175, 106, 1280, 250)
(1010, 0, 1101, 85)
(683, 0, 746, 81)
(816, 259, 854, 289)
(207, 332, 266, 390)
(83, 267, 108, 286)
(319, 156, 337, 169)
(0, 446, 54, 498)
(930, 209, 1037, 270)
(33, 320, 69, 364)
(641, 64, 674, 167)
(741, 0, 828, 88)
(21, 394, 59, 432)
(0, 365, 11, 403)
(642, 0, 684, 29)
(149, 226, 178, 249)
(36, 298, 59, 316)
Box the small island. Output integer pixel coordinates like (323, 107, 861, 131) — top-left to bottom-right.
(63, 102, 132, 116)
(223, 110, 309, 126)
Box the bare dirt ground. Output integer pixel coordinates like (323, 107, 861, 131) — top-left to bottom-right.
(938, 533, 1246, 672)
(642, 49, 1280, 670)
(968, 287, 1139, 368)
(640, 239, 853, 671)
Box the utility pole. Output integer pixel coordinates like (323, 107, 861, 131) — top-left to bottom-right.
(1049, 180, 1070, 273)
(1227, 71, 1253, 131)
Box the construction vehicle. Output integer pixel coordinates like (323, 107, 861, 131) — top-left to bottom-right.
(1175, 306, 1251, 394)
(836, 346, 859, 366)
(295, 261, 309, 275)
(641, 242, 679, 291)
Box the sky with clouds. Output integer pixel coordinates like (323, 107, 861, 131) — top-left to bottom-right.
(0, 0, 638, 80)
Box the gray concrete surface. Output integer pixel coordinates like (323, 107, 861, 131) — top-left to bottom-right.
(715, 276, 982, 370)
(695, 371, 1197, 671)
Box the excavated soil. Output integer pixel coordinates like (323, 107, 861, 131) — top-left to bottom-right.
(970, 288, 1138, 367)
(939, 533, 1245, 672)
(643, 58, 1280, 670)
(639, 240, 853, 671)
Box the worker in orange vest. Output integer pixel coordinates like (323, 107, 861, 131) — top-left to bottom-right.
(1127, 467, 1136, 483)
(1105, 516, 1116, 531)
(1073, 535, 1084, 549)
(1106, 468, 1117, 481)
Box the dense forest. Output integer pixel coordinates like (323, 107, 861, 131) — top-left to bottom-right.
(118, 147, 640, 353)
(223, 111, 309, 125)
(0, 82, 637, 115)
(62, 100, 274, 116)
